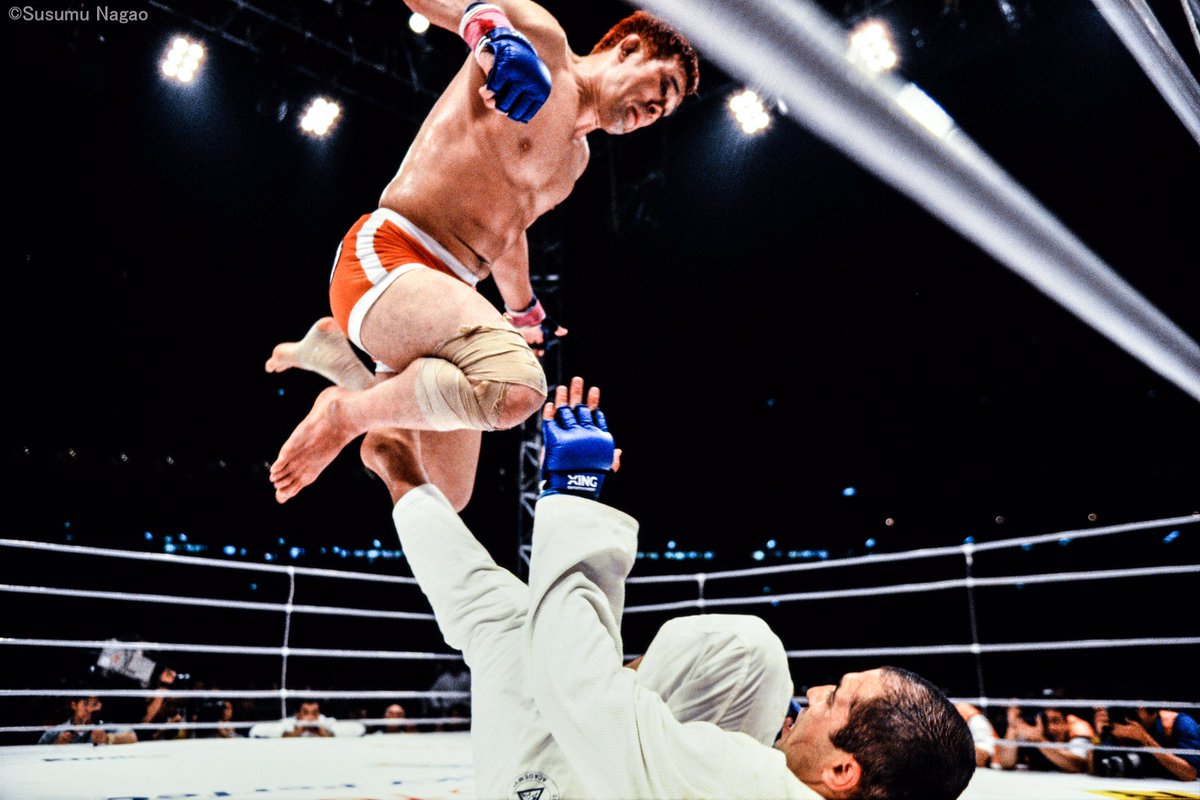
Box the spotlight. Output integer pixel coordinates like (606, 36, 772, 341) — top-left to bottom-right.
(300, 97, 342, 137)
(728, 89, 770, 135)
(847, 20, 898, 74)
(409, 12, 431, 34)
(161, 36, 205, 84)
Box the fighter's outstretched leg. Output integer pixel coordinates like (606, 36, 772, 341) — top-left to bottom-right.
(265, 317, 377, 392)
(269, 270, 546, 503)
(267, 318, 481, 510)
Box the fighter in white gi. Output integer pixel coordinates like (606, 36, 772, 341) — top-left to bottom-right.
(359, 380, 795, 799)
(522, 381, 978, 800)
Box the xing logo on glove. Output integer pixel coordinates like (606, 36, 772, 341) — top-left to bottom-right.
(541, 404, 614, 501)
(566, 474, 599, 489)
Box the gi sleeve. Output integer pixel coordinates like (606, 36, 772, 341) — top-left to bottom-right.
(392, 484, 527, 668)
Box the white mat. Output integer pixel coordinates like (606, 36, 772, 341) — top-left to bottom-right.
(0, 733, 1194, 800)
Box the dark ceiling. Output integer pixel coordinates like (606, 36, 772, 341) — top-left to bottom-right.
(5, 0, 1199, 571)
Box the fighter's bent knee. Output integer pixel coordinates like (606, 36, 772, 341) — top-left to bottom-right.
(491, 382, 546, 430)
(414, 325, 547, 432)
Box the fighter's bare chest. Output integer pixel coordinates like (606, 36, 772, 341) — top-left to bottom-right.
(499, 129, 589, 202)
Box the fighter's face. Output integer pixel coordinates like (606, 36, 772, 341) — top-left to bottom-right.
(598, 36, 686, 134)
(774, 669, 889, 785)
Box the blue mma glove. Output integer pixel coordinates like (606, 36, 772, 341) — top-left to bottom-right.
(461, 3, 552, 123)
(541, 404, 615, 500)
(483, 28, 552, 123)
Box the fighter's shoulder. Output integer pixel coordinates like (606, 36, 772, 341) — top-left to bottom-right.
(495, 0, 568, 56)
(494, 0, 566, 40)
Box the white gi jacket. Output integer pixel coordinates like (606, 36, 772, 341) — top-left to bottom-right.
(393, 485, 815, 800)
(526, 494, 823, 800)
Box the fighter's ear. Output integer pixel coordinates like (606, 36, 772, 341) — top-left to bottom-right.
(821, 753, 862, 797)
(617, 33, 641, 60)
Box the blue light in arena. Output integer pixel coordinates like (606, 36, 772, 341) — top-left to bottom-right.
(963, 536, 975, 544)
(278, 388, 285, 396)
(752, 550, 765, 561)
(766, 539, 777, 549)
(1163, 530, 1180, 543)
(290, 547, 302, 559)
(164, 544, 177, 554)
(144, 532, 153, 541)
(817, 550, 829, 559)
(239, 548, 246, 556)
(277, 537, 285, 546)
(178, 533, 187, 542)
(223, 545, 236, 556)
(864, 538, 876, 549)
(373, 540, 382, 548)
(842, 486, 856, 497)
(64, 521, 71, 529)
(264, 552, 275, 562)
(1021, 543, 1033, 551)
(1058, 537, 1072, 547)
(249, 583, 257, 591)
(667, 540, 676, 550)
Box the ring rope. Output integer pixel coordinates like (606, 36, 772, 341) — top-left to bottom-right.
(0, 583, 436, 621)
(627, 514, 1198, 585)
(0, 538, 420, 585)
(993, 738, 1200, 758)
(628, 0, 1200, 400)
(278, 565, 297, 718)
(1184, 0, 1200, 56)
(952, 697, 1200, 711)
(625, 564, 1199, 614)
(780, 636, 1200, 659)
(0, 689, 469, 700)
(0, 718, 465, 735)
(1090, 0, 1200, 146)
(0, 637, 463, 661)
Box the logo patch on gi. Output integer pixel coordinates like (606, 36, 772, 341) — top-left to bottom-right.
(510, 770, 560, 800)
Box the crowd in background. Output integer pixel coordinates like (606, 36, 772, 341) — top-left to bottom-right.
(26, 667, 1198, 784)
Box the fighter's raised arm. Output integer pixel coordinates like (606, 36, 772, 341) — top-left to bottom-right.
(402, 0, 562, 42)
(403, 0, 562, 123)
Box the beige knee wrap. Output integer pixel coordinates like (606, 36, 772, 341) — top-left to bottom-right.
(414, 325, 547, 431)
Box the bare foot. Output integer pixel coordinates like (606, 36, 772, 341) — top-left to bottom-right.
(270, 386, 363, 503)
(360, 429, 428, 505)
(266, 318, 375, 391)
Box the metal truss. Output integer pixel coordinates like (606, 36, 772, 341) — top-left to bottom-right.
(147, 0, 454, 122)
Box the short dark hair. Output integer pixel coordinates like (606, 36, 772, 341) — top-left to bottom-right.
(831, 667, 975, 800)
(591, 11, 700, 96)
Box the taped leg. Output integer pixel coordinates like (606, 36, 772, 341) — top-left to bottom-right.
(413, 325, 547, 431)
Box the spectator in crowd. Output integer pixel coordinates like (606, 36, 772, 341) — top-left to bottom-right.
(282, 700, 334, 738)
(956, 702, 998, 768)
(38, 695, 137, 746)
(141, 668, 189, 741)
(1091, 705, 1199, 782)
(995, 704, 1095, 773)
(249, 699, 366, 738)
(371, 703, 410, 735)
